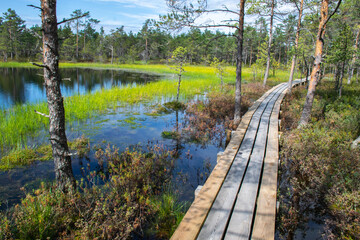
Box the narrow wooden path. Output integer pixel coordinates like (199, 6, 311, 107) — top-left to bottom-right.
(171, 79, 305, 240)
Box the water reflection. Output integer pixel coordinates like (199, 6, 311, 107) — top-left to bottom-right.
(0, 68, 160, 109)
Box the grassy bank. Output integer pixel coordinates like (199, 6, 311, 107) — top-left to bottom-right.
(277, 81, 360, 239)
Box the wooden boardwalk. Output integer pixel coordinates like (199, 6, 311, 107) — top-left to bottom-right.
(171, 80, 304, 240)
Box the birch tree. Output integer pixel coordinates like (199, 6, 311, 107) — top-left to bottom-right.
(41, 0, 76, 190)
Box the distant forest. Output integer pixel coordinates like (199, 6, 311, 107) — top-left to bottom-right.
(0, 1, 359, 79)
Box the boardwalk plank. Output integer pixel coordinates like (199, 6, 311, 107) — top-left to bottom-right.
(251, 79, 304, 240)
(224, 85, 284, 240)
(197, 84, 286, 240)
(171, 80, 304, 240)
(170, 84, 282, 240)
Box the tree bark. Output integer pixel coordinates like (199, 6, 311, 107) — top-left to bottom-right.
(339, 62, 344, 98)
(288, 0, 304, 92)
(41, 0, 76, 191)
(299, 0, 330, 127)
(234, 0, 246, 124)
(348, 29, 360, 84)
(176, 62, 183, 102)
(263, 0, 275, 87)
(76, 20, 79, 59)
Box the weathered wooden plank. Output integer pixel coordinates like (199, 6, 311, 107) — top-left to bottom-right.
(197, 84, 287, 240)
(251, 78, 305, 240)
(224, 85, 285, 240)
(251, 90, 285, 240)
(170, 83, 282, 240)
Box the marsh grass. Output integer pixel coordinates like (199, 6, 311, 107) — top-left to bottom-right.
(0, 136, 90, 170)
(0, 62, 298, 165)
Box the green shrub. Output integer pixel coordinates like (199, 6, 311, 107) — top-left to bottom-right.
(278, 82, 360, 239)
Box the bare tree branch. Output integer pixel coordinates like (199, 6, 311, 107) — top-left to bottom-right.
(196, 24, 240, 31)
(57, 12, 89, 25)
(323, 0, 342, 28)
(34, 110, 49, 118)
(62, 78, 71, 81)
(27, 4, 43, 11)
(31, 62, 50, 70)
(203, 9, 240, 16)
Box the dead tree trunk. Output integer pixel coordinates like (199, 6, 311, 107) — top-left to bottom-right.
(288, 0, 304, 92)
(41, 0, 76, 191)
(263, 0, 275, 87)
(234, 0, 246, 124)
(299, 0, 342, 127)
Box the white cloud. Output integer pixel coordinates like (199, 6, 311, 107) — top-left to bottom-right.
(96, 0, 166, 11)
(119, 12, 159, 21)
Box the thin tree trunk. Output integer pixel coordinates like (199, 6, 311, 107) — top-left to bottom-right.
(339, 62, 345, 98)
(356, 68, 359, 83)
(348, 29, 360, 84)
(263, 0, 275, 87)
(288, 0, 304, 92)
(111, 46, 114, 64)
(76, 21, 79, 59)
(83, 32, 86, 57)
(234, 0, 246, 124)
(249, 44, 253, 66)
(334, 65, 339, 90)
(145, 37, 148, 64)
(41, 0, 76, 191)
(176, 62, 182, 102)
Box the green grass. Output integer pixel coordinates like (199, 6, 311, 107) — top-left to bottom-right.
(0, 136, 90, 170)
(0, 62, 298, 155)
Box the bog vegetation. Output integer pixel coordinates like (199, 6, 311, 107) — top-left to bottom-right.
(278, 82, 360, 239)
(0, 0, 359, 239)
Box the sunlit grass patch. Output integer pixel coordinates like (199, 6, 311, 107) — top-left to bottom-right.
(0, 62, 297, 163)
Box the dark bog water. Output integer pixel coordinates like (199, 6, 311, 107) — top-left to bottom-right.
(0, 68, 223, 211)
(0, 67, 159, 109)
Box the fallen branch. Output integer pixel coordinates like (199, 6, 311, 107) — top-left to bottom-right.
(34, 110, 49, 118)
(62, 78, 71, 81)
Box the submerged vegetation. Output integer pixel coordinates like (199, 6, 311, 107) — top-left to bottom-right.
(0, 63, 296, 158)
(277, 82, 360, 239)
(0, 143, 186, 239)
(0, 136, 90, 170)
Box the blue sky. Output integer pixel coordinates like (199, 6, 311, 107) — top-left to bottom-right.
(0, 0, 288, 34)
(0, 0, 169, 33)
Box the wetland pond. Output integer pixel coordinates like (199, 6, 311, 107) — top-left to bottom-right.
(0, 67, 224, 210)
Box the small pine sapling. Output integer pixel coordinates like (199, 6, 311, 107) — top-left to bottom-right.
(170, 47, 187, 102)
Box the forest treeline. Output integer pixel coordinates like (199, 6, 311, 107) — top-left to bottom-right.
(0, 0, 358, 81)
